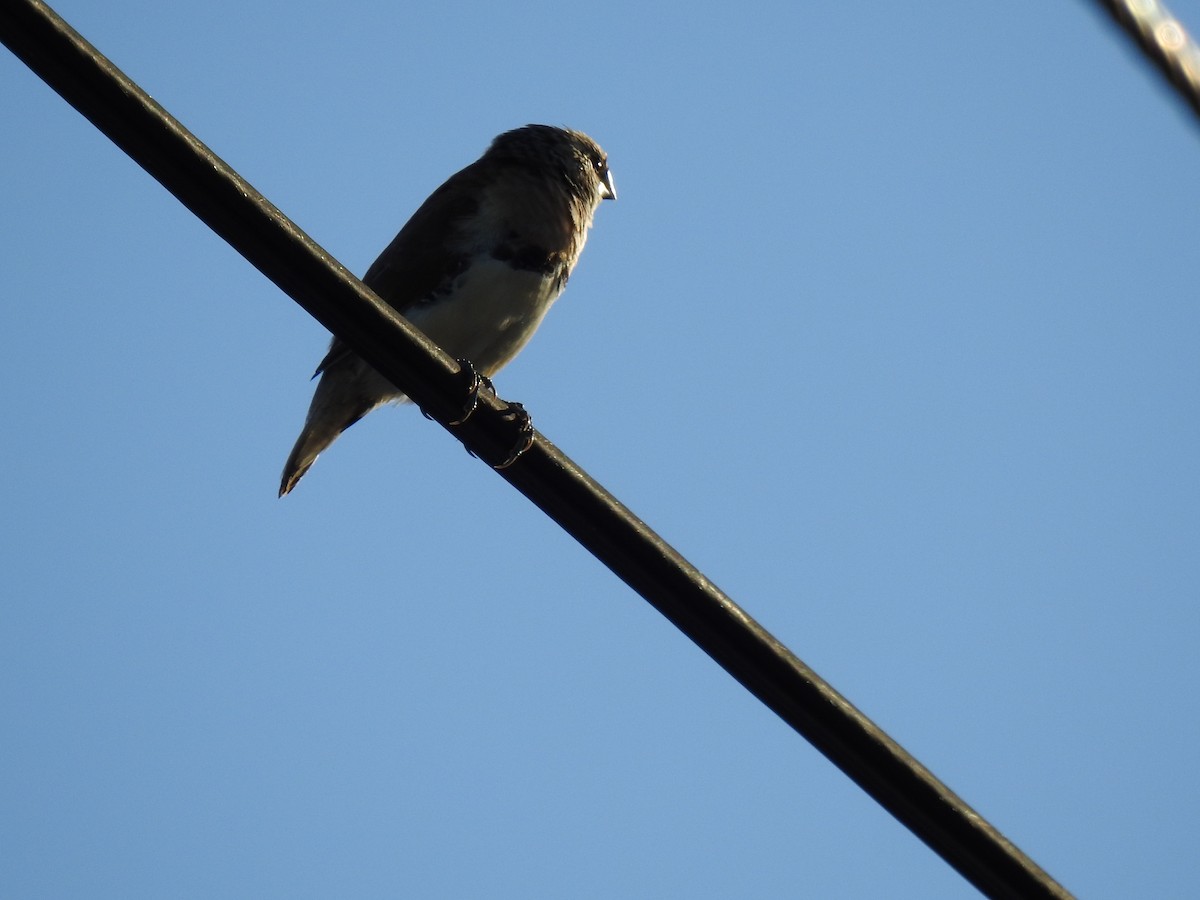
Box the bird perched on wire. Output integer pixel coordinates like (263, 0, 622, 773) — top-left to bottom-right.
(279, 124, 615, 496)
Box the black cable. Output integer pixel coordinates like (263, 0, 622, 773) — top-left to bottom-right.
(1095, 0, 1200, 119)
(0, 1, 1072, 897)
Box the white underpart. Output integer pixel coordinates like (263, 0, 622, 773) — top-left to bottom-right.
(404, 255, 562, 378)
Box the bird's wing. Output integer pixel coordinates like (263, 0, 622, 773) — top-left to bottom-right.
(314, 159, 492, 377)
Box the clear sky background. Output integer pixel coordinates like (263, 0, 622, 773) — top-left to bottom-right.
(3, 1, 1199, 897)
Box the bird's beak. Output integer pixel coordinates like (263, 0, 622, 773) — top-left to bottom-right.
(600, 170, 617, 201)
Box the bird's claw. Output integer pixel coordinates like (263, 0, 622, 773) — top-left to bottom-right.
(458, 399, 535, 469)
(491, 402, 534, 469)
(445, 358, 492, 426)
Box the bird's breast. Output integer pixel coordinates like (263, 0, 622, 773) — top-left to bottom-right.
(404, 254, 566, 376)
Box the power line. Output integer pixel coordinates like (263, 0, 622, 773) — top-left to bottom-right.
(1095, 0, 1200, 119)
(0, 1, 1072, 897)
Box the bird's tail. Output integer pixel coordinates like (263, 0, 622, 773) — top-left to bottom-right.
(278, 373, 374, 497)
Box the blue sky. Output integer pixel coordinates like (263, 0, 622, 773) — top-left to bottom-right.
(3, 1, 1200, 896)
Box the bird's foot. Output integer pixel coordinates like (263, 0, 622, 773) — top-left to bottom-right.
(445, 358, 493, 426)
(490, 402, 534, 469)
(457, 398, 534, 469)
(423, 358, 493, 423)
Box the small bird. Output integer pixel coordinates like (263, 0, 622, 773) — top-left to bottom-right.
(279, 125, 615, 496)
